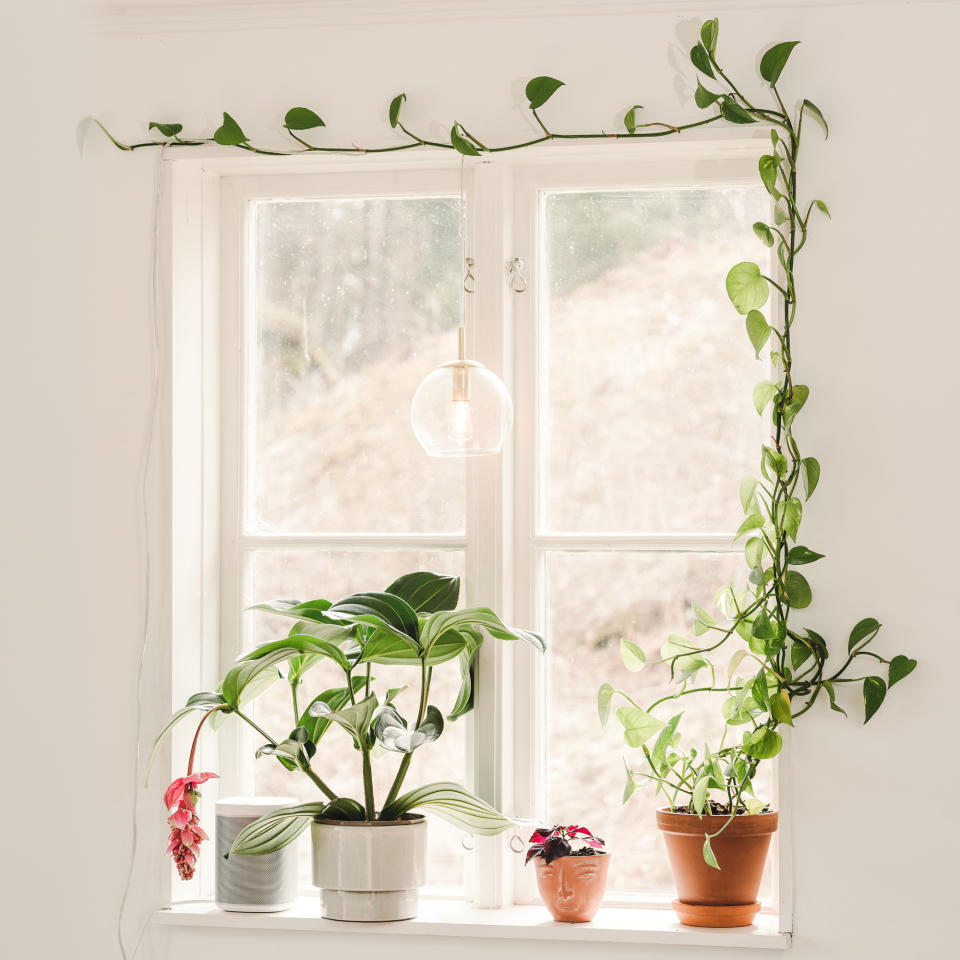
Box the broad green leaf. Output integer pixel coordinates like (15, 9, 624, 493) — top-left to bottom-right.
(623, 105, 643, 133)
(381, 781, 513, 834)
(760, 41, 801, 85)
(700, 18, 719, 54)
(329, 591, 421, 641)
(726, 262, 769, 315)
(326, 694, 379, 748)
(694, 81, 720, 109)
(723, 693, 760, 725)
(735, 513, 765, 539)
(783, 384, 809, 428)
(802, 98, 828, 137)
(689, 43, 715, 78)
(727, 649, 748, 679)
(745, 798, 767, 815)
(249, 598, 334, 624)
(615, 705, 665, 748)
(525, 76, 565, 109)
(702, 835, 720, 869)
(791, 639, 812, 671)
(801, 457, 821, 500)
(721, 99, 757, 124)
(389, 93, 406, 128)
(213, 112, 248, 146)
(750, 608, 777, 641)
(753, 222, 774, 247)
(300, 679, 367, 744)
(692, 603, 717, 637)
(863, 676, 886, 723)
(770, 689, 793, 726)
(743, 727, 782, 759)
(229, 802, 328, 856)
(740, 477, 759, 512)
(823, 680, 846, 717)
(419, 607, 543, 656)
(753, 380, 778, 415)
(788, 545, 824, 565)
(620, 639, 647, 671)
(661, 635, 711, 681)
(222, 649, 301, 709)
(692, 776, 709, 816)
(814, 198, 831, 218)
(149, 121, 183, 137)
(782, 497, 803, 541)
(448, 645, 479, 720)
(450, 124, 481, 156)
(284, 107, 325, 130)
(623, 760, 638, 803)
(848, 618, 881, 653)
(758, 155, 781, 195)
(888, 655, 917, 688)
(323, 797, 366, 821)
(774, 199, 789, 225)
(373, 704, 443, 754)
(240, 632, 351, 671)
(650, 713, 682, 772)
(597, 682, 615, 726)
(385, 571, 460, 613)
(745, 311, 771, 357)
(784, 571, 812, 608)
(745, 537, 765, 569)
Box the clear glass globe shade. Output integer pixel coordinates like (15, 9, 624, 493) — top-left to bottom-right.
(410, 361, 514, 457)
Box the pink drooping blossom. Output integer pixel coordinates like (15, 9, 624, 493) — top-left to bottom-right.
(164, 772, 217, 880)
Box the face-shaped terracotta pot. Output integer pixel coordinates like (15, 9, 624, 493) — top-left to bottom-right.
(534, 854, 610, 923)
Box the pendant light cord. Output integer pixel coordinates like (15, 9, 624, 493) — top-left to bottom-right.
(117, 141, 166, 960)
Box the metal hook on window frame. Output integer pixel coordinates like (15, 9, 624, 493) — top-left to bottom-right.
(507, 257, 527, 293)
(463, 257, 477, 294)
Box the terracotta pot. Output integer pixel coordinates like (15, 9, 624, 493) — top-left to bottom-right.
(656, 808, 778, 928)
(533, 853, 611, 923)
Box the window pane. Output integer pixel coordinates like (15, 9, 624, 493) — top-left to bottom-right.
(541, 186, 770, 533)
(251, 196, 465, 534)
(249, 549, 468, 891)
(544, 551, 773, 900)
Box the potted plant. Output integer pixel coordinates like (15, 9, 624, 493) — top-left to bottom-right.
(598, 19, 918, 928)
(525, 825, 610, 923)
(149, 571, 543, 920)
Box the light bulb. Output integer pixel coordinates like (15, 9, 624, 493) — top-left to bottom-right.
(448, 399, 474, 442)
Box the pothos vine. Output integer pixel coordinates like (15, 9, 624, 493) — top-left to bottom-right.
(100, 16, 916, 866)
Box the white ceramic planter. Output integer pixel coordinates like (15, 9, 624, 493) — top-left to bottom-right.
(311, 815, 427, 921)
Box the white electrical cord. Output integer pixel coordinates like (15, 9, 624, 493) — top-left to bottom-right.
(117, 142, 166, 960)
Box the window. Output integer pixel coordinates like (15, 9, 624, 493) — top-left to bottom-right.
(179, 142, 779, 910)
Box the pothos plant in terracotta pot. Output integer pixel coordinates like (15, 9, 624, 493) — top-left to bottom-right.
(149, 571, 543, 921)
(526, 826, 610, 923)
(599, 19, 917, 929)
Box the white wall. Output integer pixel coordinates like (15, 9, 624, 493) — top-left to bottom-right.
(3, 1, 957, 958)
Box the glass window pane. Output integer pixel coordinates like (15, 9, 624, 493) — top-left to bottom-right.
(249, 549, 468, 891)
(541, 186, 770, 533)
(544, 551, 773, 901)
(250, 196, 465, 534)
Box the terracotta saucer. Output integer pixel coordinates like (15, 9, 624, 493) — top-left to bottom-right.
(671, 899, 761, 928)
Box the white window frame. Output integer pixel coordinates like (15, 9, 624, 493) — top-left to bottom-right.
(164, 136, 791, 926)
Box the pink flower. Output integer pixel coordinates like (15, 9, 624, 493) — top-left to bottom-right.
(164, 771, 217, 881)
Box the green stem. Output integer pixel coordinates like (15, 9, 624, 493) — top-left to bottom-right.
(381, 659, 431, 815)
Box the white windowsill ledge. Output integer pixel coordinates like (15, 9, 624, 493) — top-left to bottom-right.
(155, 898, 790, 950)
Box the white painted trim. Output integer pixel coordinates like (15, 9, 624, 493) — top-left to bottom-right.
(95, 0, 941, 36)
(154, 898, 789, 948)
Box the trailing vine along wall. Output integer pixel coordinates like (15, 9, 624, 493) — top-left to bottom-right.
(101, 16, 915, 858)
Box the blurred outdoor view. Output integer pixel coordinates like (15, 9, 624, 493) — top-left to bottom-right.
(246, 182, 773, 901)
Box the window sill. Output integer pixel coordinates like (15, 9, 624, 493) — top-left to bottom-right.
(155, 898, 790, 950)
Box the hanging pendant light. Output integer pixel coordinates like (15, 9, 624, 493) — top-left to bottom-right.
(410, 162, 514, 457)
